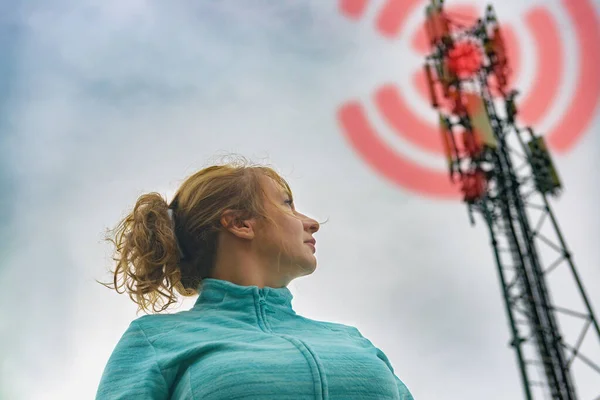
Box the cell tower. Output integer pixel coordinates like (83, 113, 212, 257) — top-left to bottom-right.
(422, 1, 600, 399)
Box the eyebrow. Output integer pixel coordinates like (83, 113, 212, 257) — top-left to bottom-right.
(279, 188, 291, 198)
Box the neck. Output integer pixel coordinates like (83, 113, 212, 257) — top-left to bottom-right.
(208, 263, 291, 289)
(211, 242, 291, 289)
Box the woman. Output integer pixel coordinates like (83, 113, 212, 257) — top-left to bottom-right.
(96, 157, 414, 399)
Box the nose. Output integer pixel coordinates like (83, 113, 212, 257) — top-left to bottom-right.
(302, 214, 320, 234)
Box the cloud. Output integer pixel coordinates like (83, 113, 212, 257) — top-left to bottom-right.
(2, 0, 599, 399)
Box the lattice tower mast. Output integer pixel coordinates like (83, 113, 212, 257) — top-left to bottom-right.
(422, 1, 600, 398)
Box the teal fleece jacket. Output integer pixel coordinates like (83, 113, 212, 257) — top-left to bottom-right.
(96, 278, 414, 399)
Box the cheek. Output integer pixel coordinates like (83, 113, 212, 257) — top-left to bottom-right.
(290, 216, 304, 234)
(271, 213, 304, 244)
(278, 217, 303, 243)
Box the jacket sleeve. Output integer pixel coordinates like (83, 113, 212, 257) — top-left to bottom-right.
(350, 327, 415, 400)
(96, 320, 169, 400)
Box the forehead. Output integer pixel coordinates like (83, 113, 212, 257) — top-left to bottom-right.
(261, 175, 291, 198)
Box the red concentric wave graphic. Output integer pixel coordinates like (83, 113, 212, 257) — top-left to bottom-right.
(337, 0, 600, 199)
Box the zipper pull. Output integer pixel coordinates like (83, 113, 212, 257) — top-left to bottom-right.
(258, 298, 275, 313)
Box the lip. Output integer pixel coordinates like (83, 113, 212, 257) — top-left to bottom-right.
(304, 239, 316, 252)
(305, 242, 316, 252)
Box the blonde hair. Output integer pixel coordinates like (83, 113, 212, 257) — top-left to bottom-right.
(97, 155, 305, 315)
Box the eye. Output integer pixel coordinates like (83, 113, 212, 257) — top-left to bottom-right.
(284, 199, 294, 207)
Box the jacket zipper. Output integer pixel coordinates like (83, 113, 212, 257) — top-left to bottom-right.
(257, 289, 271, 332)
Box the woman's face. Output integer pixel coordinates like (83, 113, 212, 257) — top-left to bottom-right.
(257, 176, 320, 278)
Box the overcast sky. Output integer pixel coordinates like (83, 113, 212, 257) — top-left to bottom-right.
(1, 0, 599, 399)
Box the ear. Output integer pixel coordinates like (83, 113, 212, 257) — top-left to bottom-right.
(220, 210, 256, 240)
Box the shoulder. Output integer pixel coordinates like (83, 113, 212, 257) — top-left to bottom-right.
(300, 316, 362, 337)
(131, 308, 202, 342)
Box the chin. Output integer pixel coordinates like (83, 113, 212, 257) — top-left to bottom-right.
(301, 259, 317, 275)
(290, 259, 316, 277)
